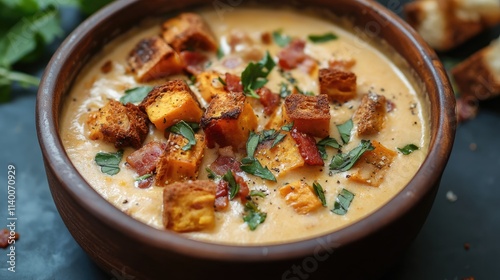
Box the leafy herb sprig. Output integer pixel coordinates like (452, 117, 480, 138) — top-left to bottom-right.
(329, 140, 374, 172)
(243, 201, 267, 230)
(398, 144, 419, 155)
(120, 86, 153, 105)
(241, 51, 276, 98)
(168, 121, 200, 151)
(95, 150, 123, 176)
(332, 188, 355, 215)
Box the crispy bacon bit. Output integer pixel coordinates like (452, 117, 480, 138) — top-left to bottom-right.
(210, 156, 242, 176)
(225, 73, 243, 92)
(257, 87, 281, 115)
(222, 56, 243, 69)
(215, 180, 229, 211)
(101, 60, 113, 74)
(278, 39, 307, 70)
(137, 176, 154, 189)
(0, 229, 19, 248)
(126, 141, 167, 176)
(235, 174, 249, 203)
(180, 51, 208, 75)
(261, 32, 272, 44)
(456, 96, 479, 123)
(290, 128, 324, 166)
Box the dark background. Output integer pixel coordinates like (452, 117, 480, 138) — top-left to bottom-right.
(0, 1, 499, 279)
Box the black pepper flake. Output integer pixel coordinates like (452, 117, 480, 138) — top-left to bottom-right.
(337, 180, 340, 184)
(123, 199, 128, 204)
(346, 175, 351, 178)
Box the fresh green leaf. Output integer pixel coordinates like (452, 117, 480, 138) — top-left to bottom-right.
(398, 144, 419, 155)
(119, 86, 153, 104)
(135, 173, 152, 181)
(223, 170, 240, 200)
(206, 168, 219, 180)
(243, 201, 267, 230)
(168, 121, 197, 151)
(241, 51, 276, 98)
(279, 82, 291, 98)
(249, 190, 266, 198)
(332, 188, 355, 215)
(240, 157, 276, 182)
(272, 29, 291, 47)
(185, 122, 200, 132)
(216, 47, 224, 59)
(246, 131, 260, 159)
(271, 133, 286, 148)
(281, 122, 294, 132)
(316, 136, 341, 160)
(308, 32, 338, 43)
(217, 76, 226, 86)
(95, 150, 123, 175)
(313, 182, 327, 207)
(337, 119, 353, 144)
(294, 85, 314, 96)
(329, 140, 374, 172)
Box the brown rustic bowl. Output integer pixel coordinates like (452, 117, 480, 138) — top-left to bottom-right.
(36, 0, 456, 279)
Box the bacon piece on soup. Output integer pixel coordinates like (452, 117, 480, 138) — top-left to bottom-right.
(318, 68, 357, 103)
(196, 71, 227, 102)
(162, 13, 218, 53)
(163, 180, 216, 232)
(279, 181, 322, 214)
(87, 100, 149, 149)
(210, 155, 242, 176)
(255, 132, 304, 178)
(180, 51, 208, 75)
(353, 93, 387, 136)
(278, 39, 307, 70)
(257, 87, 281, 116)
(126, 141, 167, 176)
(155, 133, 206, 186)
(215, 180, 229, 211)
(348, 141, 396, 187)
(225, 73, 243, 93)
(201, 91, 258, 150)
(290, 128, 324, 166)
(139, 80, 203, 131)
(127, 36, 184, 82)
(283, 94, 331, 138)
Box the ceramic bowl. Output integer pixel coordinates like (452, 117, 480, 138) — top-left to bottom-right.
(36, 0, 456, 279)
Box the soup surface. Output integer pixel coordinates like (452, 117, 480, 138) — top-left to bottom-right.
(60, 8, 429, 245)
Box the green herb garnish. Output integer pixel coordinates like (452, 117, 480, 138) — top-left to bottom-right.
(279, 82, 292, 98)
(398, 144, 419, 155)
(222, 170, 240, 200)
(206, 167, 219, 180)
(168, 121, 197, 151)
(217, 76, 226, 86)
(120, 86, 153, 104)
(332, 188, 355, 215)
(312, 182, 327, 207)
(337, 119, 353, 144)
(95, 150, 123, 176)
(294, 85, 315, 96)
(241, 51, 276, 98)
(308, 32, 338, 43)
(281, 122, 294, 132)
(329, 140, 374, 172)
(249, 190, 267, 198)
(216, 48, 225, 59)
(246, 131, 260, 159)
(135, 173, 153, 181)
(272, 29, 292, 47)
(317, 137, 342, 160)
(240, 157, 276, 182)
(243, 201, 267, 230)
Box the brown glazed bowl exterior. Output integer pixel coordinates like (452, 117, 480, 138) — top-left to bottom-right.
(36, 0, 456, 279)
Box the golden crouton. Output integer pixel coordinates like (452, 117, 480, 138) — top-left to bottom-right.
(318, 68, 357, 103)
(162, 13, 218, 53)
(127, 36, 184, 82)
(163, 180, 216, 232)
(353, 93, 387, 136)
(200, 91, 258, 150)
(349, 141, 397, 187)
(196, 71, 227, 102)
(87, 100, 149, 149)
(279, 181, 322, 214)
(139, 80, 203, 131)
(254, 133, 304, 178)
(156, 133, 206, 186)
(283, 94, 331, 138)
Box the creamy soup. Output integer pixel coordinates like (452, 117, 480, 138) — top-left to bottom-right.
(60, 8, 429, 245)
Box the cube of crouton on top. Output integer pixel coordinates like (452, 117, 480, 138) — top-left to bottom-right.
(353, 93, 387, 136)
(87, 100, 149, 149)
(196, 71, 227, 102)
(348, 141, 397, 187)
(283, 94, 331, 138)
(127, 36, 184, 82)
(155, 133, 206, 186)
(162, 13, 218, 53)
(139, 80, 203, 131)
(163, 180, 216, 232)
(319, 68, 357, 103)
(279, 181, 322, 214)
(200, 91, 258, 150)
(254, 132, 304, 178)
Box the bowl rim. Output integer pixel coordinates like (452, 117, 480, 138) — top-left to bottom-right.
(36, 0, 456, 262)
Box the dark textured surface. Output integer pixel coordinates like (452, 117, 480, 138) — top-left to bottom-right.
(0, 1, 499, 279)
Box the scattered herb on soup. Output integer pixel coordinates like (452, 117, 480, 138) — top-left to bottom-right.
(240, 157, 276, 182)
(223, 170, 240, 200)
(332, 188, 355, 215)
(250, 190, 267, 198)
(308, 32, 338, 43)
(272, 29, 292, 47)
(313, 182, 327, 207)
(135, 173, 153, 181)
(330, 140, 374, 172)
(337, 119, 353, 144)
(243, 201, 267, 230)
(317, 137, 342, 160)
(241, 51, 276, 98)
(168, 121, 197, 151)
(398, 144, 419, 155)
(120, 86, 153, 105)
(95, 150, 123, 176)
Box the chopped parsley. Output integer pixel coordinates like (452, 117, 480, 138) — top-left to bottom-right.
(329, 140, 374, 172)
(317, 137, 342, 160)
(281, 122, 294, 132)
(249, 190, 267, 198)
(272, 29, 292, 47)
(95, 150, 123, 176)
(168, 121, 197, 151)
(246, 131, 260, 159)
(337, 119, 353, 144)
(241, 51, 276, 98)
(308, 32, 338, 43)
(240, 157, 276, 182)
(216, 47, 225, 59)
(279, 82, 292, 98)
(217, 76, 226, 86)
(119, 86, 153, 105)
(243, 201, 267, 230)
(294, 85, 315, 96)
(312, 182, 327, 207)
(205, 167, 219, 180)
(223, 170, 240, 200)
(332, 188, 355, 215)
(135, 173, 152, 181)
(398, 144, 419, 155)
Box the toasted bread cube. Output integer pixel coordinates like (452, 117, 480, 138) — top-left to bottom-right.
(162, 13, 217, 53)
(156, 133, 206, 186)
(353, 93, 387, 136)
(127, 36, 184, 82)
(255, 133, 304, 178)
(87, 100, 148, 149)
(279, 181, 322, 214)
(201, 91, 258, 150)
(349, 141, 397, 187)
(163, 180, 216, 232)
(283, 94, 330, 138)
(196, 71, 226, 102)
(319, 68, 357, 103)
(139, 80, 203, 131)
